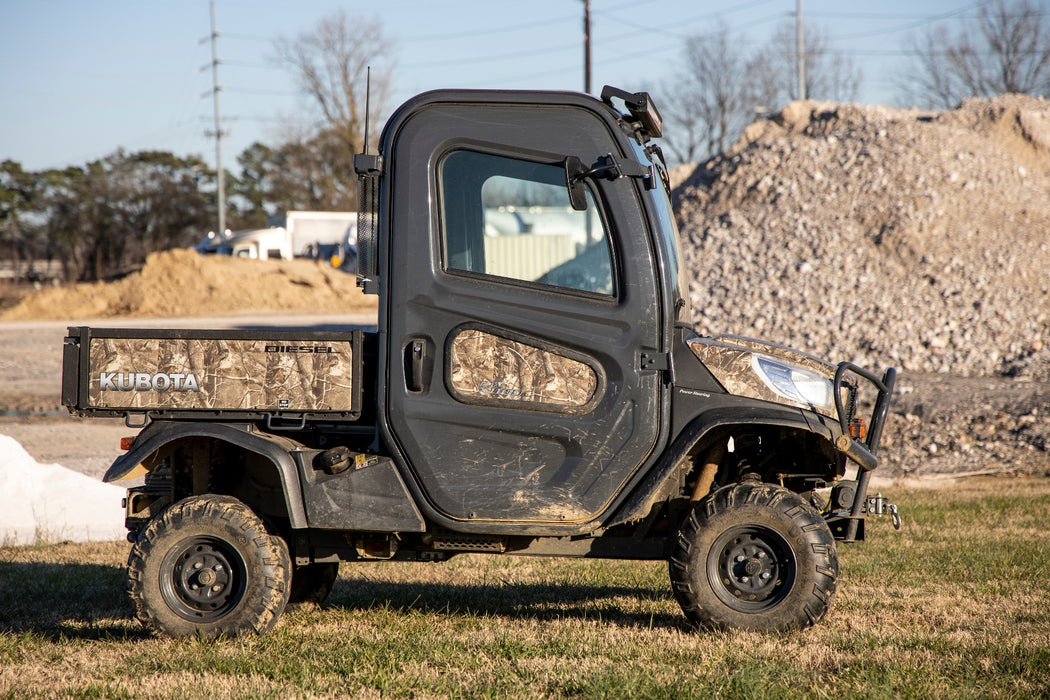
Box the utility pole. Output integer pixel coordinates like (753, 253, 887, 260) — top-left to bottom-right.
(583, 0, 591, 94)
(207, 0, 227, 237)
(796, 0, 806, 100)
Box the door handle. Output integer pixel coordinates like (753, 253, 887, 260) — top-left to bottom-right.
(404, 337, 433, 393)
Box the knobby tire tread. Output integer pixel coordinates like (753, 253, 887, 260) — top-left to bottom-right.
(668, 482, 839, 632)
(127, 494, 291, 639)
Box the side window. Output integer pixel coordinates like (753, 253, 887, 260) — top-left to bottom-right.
(439, 150, 614, 296)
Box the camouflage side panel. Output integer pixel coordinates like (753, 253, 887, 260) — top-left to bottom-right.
(87, 337, 355, 412)
(449, 329, 599, 412)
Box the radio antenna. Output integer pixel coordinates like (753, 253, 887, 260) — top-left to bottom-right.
(362, 66, 371, 155)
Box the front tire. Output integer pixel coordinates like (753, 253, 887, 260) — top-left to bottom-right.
(669, 482, 838, 632)
(127, 494, 291, 638)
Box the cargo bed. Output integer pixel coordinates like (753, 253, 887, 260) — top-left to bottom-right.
(62, 327, 364, 423)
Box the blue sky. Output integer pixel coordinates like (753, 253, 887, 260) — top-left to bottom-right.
(1, 0, 989, 172)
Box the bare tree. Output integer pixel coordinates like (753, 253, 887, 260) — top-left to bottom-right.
(661, 21, 760, 164)
(901, 24, 966, 108)
(753, 20, 863, 107)
(661, 20, 863, 164)
(275, 11, 394, 157)
(901, 0, 1050, 108)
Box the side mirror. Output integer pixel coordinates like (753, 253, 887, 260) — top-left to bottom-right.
(564, 156, 589, 211)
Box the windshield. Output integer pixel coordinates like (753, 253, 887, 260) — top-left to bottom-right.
(630, 141, 690, 321)
(652, 180, 688, 318)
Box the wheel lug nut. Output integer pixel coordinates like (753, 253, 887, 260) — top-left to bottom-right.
(735, 555, 746, 562)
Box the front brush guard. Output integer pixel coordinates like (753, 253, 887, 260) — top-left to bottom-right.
(828, 363, 897, 542)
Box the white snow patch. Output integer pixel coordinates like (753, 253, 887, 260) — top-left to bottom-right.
(0, 434, 126, 545)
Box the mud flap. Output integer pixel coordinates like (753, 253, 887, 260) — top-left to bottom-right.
(296, 453, 425, 533)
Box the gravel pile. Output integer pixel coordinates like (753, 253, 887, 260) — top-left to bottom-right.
(673, 95, 1050, 382)
(673, 95, 1050, 477)
(881, 373, 1050, 477)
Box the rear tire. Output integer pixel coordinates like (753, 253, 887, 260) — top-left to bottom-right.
(669, 482, 838, 632)
(127, 494, 291, 638)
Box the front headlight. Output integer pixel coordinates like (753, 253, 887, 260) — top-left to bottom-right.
(751, 355, 834, 413)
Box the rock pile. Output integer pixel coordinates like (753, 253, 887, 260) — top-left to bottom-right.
(881, 373, 1050, 476)
(673, 95, 1050, 382)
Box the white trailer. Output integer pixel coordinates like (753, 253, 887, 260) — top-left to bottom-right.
(222, 227, 290, 261)
(199, 211, 357, 262)
(266, 211, 356, 259)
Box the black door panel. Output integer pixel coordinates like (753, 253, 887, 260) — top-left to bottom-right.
(381, 98, 664, 524)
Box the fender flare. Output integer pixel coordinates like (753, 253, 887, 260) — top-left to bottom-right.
(607, 404, 838, 528)
(103, 421, 309, 529)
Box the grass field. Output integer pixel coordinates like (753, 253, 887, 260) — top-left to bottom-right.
(1, 477, 1048, 699)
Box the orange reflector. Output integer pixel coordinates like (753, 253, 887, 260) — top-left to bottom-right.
(849, 419, 867, 440)
(120, 436, 136, 451)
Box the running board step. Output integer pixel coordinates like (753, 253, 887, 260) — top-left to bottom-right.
(427, 533, 506, 553)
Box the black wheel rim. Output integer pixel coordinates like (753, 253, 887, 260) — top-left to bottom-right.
(707, 525, 796, 613)
(160, 536, 247, 622)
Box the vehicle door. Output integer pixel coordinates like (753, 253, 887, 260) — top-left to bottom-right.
(381, 94, 666, 526)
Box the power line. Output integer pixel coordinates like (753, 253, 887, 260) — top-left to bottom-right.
(400, 0, 650, 42)
(400, 39, 581, 70)
(809, 7, 1048, 20)
(184, 0, 1045, 162)
(225, 87, 299, 97)
(595, 0, 780, 38)
(827, 46, 1050, 58)
(832, 1, 990, 41)
(403, 12, 579, 42)
(221, 32, 273, 43)
(221, 59, 271, 69)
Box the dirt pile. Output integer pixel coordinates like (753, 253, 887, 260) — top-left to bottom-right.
(880, 373, 1050, 476)
(674, 94, 1050, 382)
(0, 249, 377, 321)
(674, 95, 1050, 476)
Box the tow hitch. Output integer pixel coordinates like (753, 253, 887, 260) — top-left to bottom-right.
(866, 493, 902, 530)
(825, 483, 902, 540)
